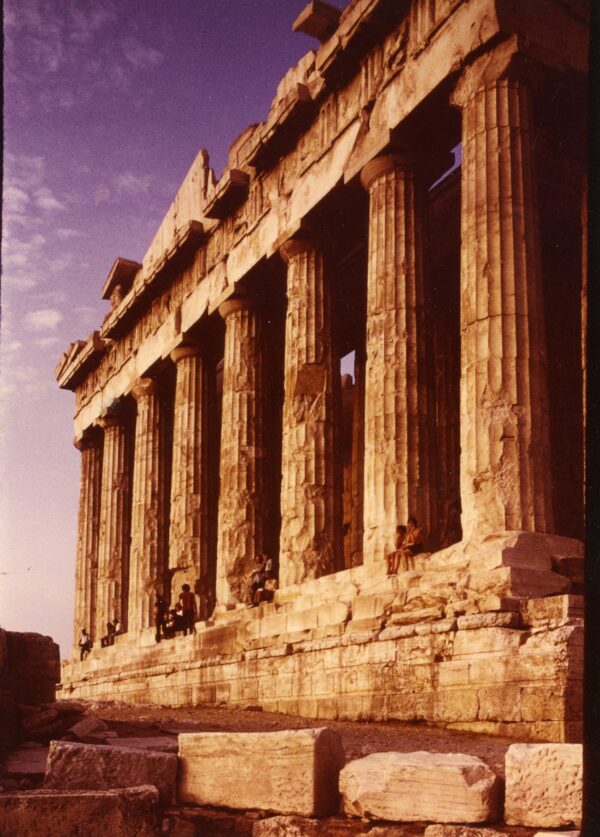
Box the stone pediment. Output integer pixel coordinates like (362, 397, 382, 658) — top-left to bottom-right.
(55, 331, 107, 391)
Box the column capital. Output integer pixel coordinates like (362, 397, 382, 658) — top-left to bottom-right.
(278, 233, 322, 263)
(131, 377, 158, 401)
(218, 295, 256, 321)
(451, 37, 539, 109)
(360, 152, 416, 191)
(170, 343, 203, 364)
(73, 427, 101, 451)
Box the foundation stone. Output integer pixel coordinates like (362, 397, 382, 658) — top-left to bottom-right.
(178, 727, 344, 816)
(339, 751, 500, 823)
(0, 785, 159, 837)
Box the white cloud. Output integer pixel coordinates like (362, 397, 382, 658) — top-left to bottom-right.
(35, 336, 62, 348)
(114, 171, 152, 196)
(56, 228, 82, 239)
(24, 308, 63, 331)
(122, 37, 163, 70)
(34, 188, 65, 211)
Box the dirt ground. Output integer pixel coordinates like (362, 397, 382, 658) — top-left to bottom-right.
(90, 700, 517, 779)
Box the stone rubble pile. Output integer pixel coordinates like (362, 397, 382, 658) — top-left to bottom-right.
(0, 727, 583, 836)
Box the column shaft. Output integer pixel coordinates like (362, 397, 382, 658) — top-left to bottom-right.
(95, 416, 131, 639)
(73, 433, 102, 649)
(169, 346, 210, 596)
(216, 299, 265, 605)
(360, 155, 431, 566)
(129, 379, 166, 631)
(454, 69, 553, 536)
(278, 237, 341, 587)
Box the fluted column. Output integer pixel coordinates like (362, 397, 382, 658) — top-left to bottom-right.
(129, 378, 166, 631)
(168, 344, 210, 595)
(95, 412, 131, 639)
(360, 154, 431, 567)
(73, 429, 102, 650)
(452, 48, 554, 538)
(216, 298, 265, 606)
(278, 235, 341, 587)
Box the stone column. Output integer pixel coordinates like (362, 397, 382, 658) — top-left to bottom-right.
(452, 47, 554, 538)
(95, 412, 131, 638)
(129, 378, 166, 631)
(360, 154, 431, 567)
(216, 298, 265, 606)
(278, 235, 341, 587)
(168, 344, 210, 596)
(73, 430, 102, 649)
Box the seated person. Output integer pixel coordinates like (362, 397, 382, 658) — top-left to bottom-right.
(386, 525, 407, 575)
(100, 621, 115, 648)
(253, 574, 278, 606)
(248, 557, 266, 606)
(398, 516, 426, 571)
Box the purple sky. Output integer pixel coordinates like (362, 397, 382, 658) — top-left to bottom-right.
(1, 0, 348, 658)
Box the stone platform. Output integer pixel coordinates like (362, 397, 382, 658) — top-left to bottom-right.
(59, 533, 583, 743)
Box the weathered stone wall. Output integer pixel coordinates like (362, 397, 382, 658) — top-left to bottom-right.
(60, 535, 583, 743)
(0, 630, 60, 749)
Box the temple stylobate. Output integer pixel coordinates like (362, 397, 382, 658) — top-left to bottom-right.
(56, 0, 588, 742)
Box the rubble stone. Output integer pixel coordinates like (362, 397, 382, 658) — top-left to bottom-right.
(340, 751, 499, 823)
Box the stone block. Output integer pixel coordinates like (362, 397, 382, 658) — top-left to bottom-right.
(2, 746, 49, 779)
(520, 595, 583, 628)
(424, 828, 505, 837)
(505, 743, 582, 827)
(68, 716, 108, 739)
(178, 727, 344, 816)
(339, 751, 499, 823)
(0, 785, 159, 837)
(456, 612, 521, 630)
(452, 627, 525, 657)
(44, 740, 177, 804)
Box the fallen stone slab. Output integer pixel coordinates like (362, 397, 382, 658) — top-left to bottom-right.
(46, 700, 87, 716)
(44, 740, 177, 804)
(68, 715, 108, 739)
(0, 785, 159, 837)
(339, 751, 499, 823)
(114, 735, 178, 753)
(252, 815, 372, 836)
(1, 746, 48, 779)
(424, 827, 506, 836)
(533, 832, 580, 837)
(505, 743, 582, 828)
(178, 727, 344, 816)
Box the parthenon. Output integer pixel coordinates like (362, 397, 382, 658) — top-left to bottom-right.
(56, 0, 588, 741)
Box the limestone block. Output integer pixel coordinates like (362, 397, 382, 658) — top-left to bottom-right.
(178, 727, 344, 816)
(252, 816, 323, 836)
(424, 828, 505, 837)
(0, 786, 159, 837)
(339, 751, 499, 823)
(456, 612, 521, 630)
(520, 595, 583, 628)
(452, 627, 525, 657)
(44, 740, 177, 804)
(505, 743, 582, 827)
(2, 746, 49, 780)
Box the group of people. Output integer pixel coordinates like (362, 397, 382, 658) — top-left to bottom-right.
(78, 618, 122, 660)
(154, 584, 197, 642)
(248, 555, 277, 606)
(386, 516, 426, 575)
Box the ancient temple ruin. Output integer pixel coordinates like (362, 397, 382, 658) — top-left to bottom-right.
(56, 0, 588, 741)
